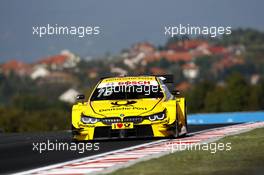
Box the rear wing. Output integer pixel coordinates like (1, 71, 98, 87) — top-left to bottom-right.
(156, 75, 174, 83)
(100, 74, 174, 83)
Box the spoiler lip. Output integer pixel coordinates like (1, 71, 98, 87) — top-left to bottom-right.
(99, 75, 174, 83)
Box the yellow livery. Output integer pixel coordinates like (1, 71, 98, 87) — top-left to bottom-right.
(71, 75, 188, 140)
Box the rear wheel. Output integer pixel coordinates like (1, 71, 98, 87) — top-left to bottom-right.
(172, 104, 188, 138)
(178, 103, 188, 137)
(182, 102, 188, 136)
(172, 118, 180, 138)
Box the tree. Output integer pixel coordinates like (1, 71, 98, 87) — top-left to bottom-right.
(221, 73, 249, 112)
(204, 87, 226, 112)
(186, 81, 215, 113)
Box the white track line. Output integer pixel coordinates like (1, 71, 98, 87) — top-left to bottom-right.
(14, 139, 166, 175)
(14, 122, 264, 175)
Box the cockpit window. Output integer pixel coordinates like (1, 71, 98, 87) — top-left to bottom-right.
(91, 80, 164, 101)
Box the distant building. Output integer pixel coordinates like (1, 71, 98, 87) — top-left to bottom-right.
(39, 72, 77, 84)
(30, 67, 50, 80)
(87, 68, 98, 79)
(60, 50, 81, 68)
(190, 44, 211, 57)
(208, 46, 227, 55)
(145, 51, 193, 63)
(213, 56, 244, 72)
(131, 42, 156, 55)
(250, 74, 260, 85)
(59, 88, 80, 103)
(167, 40, 209, 51)
(1, 60, 32, 77)
(227, 45, 245, 56)
(110, 66, 127, 76)
(123, 52, 146, 69)
(37, 50, 80, 70)
(182, 62, 199, 79)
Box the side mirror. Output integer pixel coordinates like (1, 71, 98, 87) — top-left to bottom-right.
(76, 94, 85, 101)
(172, 90, 180, 96)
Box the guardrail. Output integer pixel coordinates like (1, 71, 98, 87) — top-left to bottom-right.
(188, 111, 264, 124)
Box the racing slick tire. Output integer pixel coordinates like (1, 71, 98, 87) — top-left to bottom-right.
(172, 118, 180, 138)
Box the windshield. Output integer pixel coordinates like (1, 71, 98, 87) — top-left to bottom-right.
(91, 84, 164, 101)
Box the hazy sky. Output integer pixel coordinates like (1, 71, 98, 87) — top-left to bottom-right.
(0, 0, 264, 62)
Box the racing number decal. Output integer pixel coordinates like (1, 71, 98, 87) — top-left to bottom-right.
(112, 123, 134, 129)
(97, 87, 113, 98)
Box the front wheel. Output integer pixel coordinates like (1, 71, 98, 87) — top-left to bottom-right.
(172, 119, 180, 138)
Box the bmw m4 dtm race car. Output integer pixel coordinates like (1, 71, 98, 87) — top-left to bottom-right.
(71, 75, 188, 141)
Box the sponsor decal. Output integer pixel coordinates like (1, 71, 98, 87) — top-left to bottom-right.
(118, 81, 152, 85)
(99, 106, 147, 112)
(97, 80, 158, 88)
(111, 100, 137, 107)
(112, 122, 134, 129)
(102, 77, 155, 82)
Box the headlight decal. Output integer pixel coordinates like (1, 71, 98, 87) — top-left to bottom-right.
(81, 114, 100, 124)
(147, 112, 166, 121)
(156, 113, 165, 120)
(148, 115, 157, 121)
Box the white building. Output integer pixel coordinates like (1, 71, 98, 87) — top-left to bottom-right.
(123, 52, 145, 69)
(59, 88, 80, 104)
(30, 67, 50, 80)
(60, 50, 81, 68)
(182, 62, 199, 79)
(110, 65, 128, 76)
(250, 74, 260, 85)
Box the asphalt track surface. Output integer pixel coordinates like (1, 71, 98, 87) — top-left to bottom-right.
(0, 124, 236, 174)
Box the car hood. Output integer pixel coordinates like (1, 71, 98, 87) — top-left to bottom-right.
(89, 98, 162, 117)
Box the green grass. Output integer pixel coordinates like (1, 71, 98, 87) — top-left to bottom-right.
(110, 128, 264, 175)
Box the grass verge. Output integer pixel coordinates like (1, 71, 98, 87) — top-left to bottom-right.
(110, 128, 264, 175)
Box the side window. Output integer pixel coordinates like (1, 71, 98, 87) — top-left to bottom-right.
(158, 78, 173, 100)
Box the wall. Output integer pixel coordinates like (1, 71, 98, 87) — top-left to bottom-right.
(188, 111, 264, 124)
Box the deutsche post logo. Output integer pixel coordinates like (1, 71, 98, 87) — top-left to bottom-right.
(111, 100, 136, 107)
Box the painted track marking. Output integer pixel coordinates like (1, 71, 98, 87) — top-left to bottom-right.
(14, 122, 264, 175)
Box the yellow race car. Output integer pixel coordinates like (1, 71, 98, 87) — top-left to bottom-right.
(71, 75, 187, 140)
